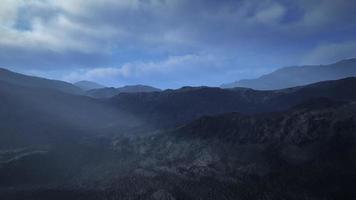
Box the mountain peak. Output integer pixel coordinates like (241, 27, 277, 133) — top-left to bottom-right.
(0, 67, 83, 95)
(74, 80, 105, 91)
(86, 84, 161, 98)
(334, 57, 356, 65)
(221, 58, 356, 90)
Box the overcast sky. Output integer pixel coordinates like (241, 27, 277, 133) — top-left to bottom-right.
(1, 0, 356, 88)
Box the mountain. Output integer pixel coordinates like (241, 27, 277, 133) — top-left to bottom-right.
(0, 80, 142, 149)
(177, 97, 353, 142)
(0, 68, 83, 95)
(2, 71, 355, 148)
(221, 58, 356, 90)
(2, 97, 355, 199)
(158, 98, 356, 199)
(86, 87, 119, 98)
(74, 80, 105, 91)
(110, 77, 356, 128)
(1, 71, 356, 199)
(86, 84, 161, 98)
(0, 80, 144, 191)
(117, 85, 161, 93)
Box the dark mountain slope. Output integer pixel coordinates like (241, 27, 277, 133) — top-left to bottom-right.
(162, 99, 356, 199)
(177, 98, 354, 143)
(85, 87, 118, 98)
(0, 81, 141, 148)
(110, 87, 270, 127)
(110, 78, 356, 128)
(263, 77, 356, 109)
(0, 68, 83, 95)
(106, 99, 356, 199)
(15, 99, 351, 200)
(86, 85, 161, 98)
(2, 98, 355, 199)
(222, 58, 356, 90)
(1, 81, 356, 199)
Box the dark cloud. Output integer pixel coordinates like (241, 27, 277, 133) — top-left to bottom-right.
(0, 0, 355, 87)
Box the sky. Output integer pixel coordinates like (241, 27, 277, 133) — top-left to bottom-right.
(0, 0, 356, 89)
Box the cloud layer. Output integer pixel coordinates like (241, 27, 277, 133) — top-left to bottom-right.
(0, 0, 355, 87)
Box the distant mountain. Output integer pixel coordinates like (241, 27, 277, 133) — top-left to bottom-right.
(86, 85, 161, 98)
(74, 80, 105, 91)
(0, 68, 83, 95)
(221, 58, 356, 90)
(1, 75, 354, 147)
(110, 77, 356, 128)
(117, 85, 162, 93)
(86, 87, 119, 98)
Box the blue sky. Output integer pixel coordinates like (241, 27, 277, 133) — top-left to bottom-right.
(0, 0, 356, 89)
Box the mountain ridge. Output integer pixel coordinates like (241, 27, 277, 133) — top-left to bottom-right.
(221, 58, 356, 90)
(109, 77, 356, 128)
(2, 95, 355, 199)
(0, 68, 83, 95)
(74, 80, 105, 91)
(86, 84, 161, 98)
(1, 63, 356, 199)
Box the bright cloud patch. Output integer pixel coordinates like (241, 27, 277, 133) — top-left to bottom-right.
(63, 54, 225, 88)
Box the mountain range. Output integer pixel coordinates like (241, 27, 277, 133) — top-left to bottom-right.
(0, 68, 161, 98)
(74, 81, 105, 91)
(222, 58, 356, 90)
(0, 68, 83, 95)
(1, 59, 356, 199)
(86, 85, 162, 98)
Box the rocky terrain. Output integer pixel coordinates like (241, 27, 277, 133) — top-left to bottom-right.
(0, 68, 356, 199)
(1, 98, 355, 199)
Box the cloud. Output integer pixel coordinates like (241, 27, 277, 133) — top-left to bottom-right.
(298, 0, 356, 30)
(0, 3, 121, 53)
(0, 0, 22, 26)
(64, 67, 125, 82)
(0, 0, 356, 87)
(62, 54, 226, 88)
(252, 3, 286, 24)
(3, 0, 353, 57)
(304, 41, 356, 64)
